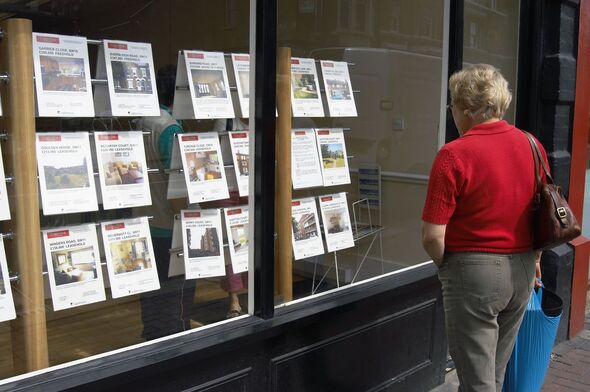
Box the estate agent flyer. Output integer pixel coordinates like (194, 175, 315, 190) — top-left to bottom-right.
(320, 60, 357, 117)
(224, 206, 249, 274)
(291, 129, 323, 189)
(101, 217, 159, 298)
(181, 209, 226, 279)
(36, 132, 99, 215)
(0, 144, 10, 221)
(178, 132, 229, 203)
(291, 198, 325, 260)
(290, 57, 324, 117)
(315, 128, 351, 186)
(231, 53, 251, 118)
(42, 224, 106, 311)
(318, 193, 355, 253)
(0, 239, 16, 322)
(95, 40, 159, 116)
(32, 33, 94, 117)
(173, 50, 235, 119)
(94, 131, 152, 210)
(228, 131, 249, 197)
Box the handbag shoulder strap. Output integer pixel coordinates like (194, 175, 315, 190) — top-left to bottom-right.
(523, 131, 554, 186)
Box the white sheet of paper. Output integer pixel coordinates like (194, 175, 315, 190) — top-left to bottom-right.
(42, 224, 106, 311)
(167, 172, 188, 199)
(178, 132, 229, 203)
(290, 57, 324, 117)
(0, 239, 16, 322)
(181, 209, 226, 279)
(36, 132, 99, 215)
(318, 193, 355, 253)
(95, 40, 159, 117)
(320, 60, 358, 117)
(315, 128, 351, 186)
(167, 217, 184, 278)
(231, 53, 251, 118)
(291, 129, 324, 189)
(0, 144, 10, 221)
(291, 198, 325, 260)
(94, 131, 152, 210)
(174, 50, 235, 119)
(32, 33, 95, 117)
(224, 206, 249, 274)
(228, 131, 249, 197)
(101, 217, 160, 298)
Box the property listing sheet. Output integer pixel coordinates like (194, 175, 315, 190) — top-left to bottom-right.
(315, 128, 351, 186)
(320, 60, 357, 117)
(290, 57, 325, 117)
(291, 198, 325, 260)
(42, 223, 106, 311)
(32, 33, 94, 117)
(318, 193, 355, 253)
(291, 129, 324, 189)
(101, 217, 159, 298)
(178, 133, 229, 203)
(181, 209, 226, 279)
(228, 131, 249, 197)
(94, 131, 152, 210)
(95, 40, 159, 116)
(224, 206, 249, 274)
(0, 239, 16, 322)
(36, 132, 99, 215)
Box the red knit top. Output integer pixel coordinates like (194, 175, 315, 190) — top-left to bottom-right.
(422, 120, 548, 253)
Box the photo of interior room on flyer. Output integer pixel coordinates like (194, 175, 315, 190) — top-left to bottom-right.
(40, 55, 87, 92)
(109, 237, 152, 275)
(191, 69, 228, 98)
(51, 246, 98, 286)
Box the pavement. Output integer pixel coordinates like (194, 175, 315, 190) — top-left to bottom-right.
(430, 290, 590, 392)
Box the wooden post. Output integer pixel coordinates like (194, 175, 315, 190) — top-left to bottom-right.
(0, 18, 49, 371)
(275, 47, 293, 302)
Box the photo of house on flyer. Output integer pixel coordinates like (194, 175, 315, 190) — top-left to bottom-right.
(315, 128, 351, 186)
(290, 57, 324, 117)
(291, 198, 325, 260)
(94, 40, 159, 116)
(101, 217, 159, 298)
(94, 131, 152, 210)
(228, 131, 249, 197)
(0, 144, 10, 221)
(0, 239, 16, 322)
(291, 129, 324, 189)
(318, 193, 355, 253)
(42, 224, 106, 311)
(36, 132, 98, 215)
(32, 33, 94, 117)
(178, 132, 229, 203)
(320, 60, 357, 117)
(181, 209, 226, 279)
(224, 206, 249, 274)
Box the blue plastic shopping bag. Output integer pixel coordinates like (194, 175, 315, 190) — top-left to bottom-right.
(503, 283, 562, 392)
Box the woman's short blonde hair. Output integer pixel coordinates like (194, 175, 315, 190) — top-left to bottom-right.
(449, 64, 512, 121)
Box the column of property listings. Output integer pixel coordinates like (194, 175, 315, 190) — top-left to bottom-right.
(0, 32, 360, 321)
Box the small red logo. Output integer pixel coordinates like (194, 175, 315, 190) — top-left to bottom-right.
(181, 135, 199, 142)
(323, 62, 334, 67)
(226, 209, 242, 216)
(317, 130, 330, 135)
(36, 36, 59, 44)
(292, 201, 301, 207)
(235, 55, 249, 61)
(38, 135, 61, 142)
(47, 230, 69, 239)
(107, 42, 128, 50)
(184, 211, 201, 218)
(291, 59, 300, 65)
(187, 52, 205, 59)
(321, 196, 333, 202)
(294, 131, 306, 136)
(98, 134, 119, 141)
(105, 223, 125, 231)
(232, 133, 247, 139)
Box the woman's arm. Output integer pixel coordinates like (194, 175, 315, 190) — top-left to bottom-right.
(421, 221, 446, 267)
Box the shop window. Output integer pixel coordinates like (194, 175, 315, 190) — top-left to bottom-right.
(0, 0, 253, 383)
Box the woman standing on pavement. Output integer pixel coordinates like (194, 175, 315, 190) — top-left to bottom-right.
(421, 64, 545, 392)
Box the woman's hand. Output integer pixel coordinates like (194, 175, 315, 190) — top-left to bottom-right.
(535, 250, 542, 288)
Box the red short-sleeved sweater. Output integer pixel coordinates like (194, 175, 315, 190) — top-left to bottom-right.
(422, 120, 548, 253)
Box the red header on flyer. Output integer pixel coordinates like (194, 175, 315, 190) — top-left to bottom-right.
(232, 133, 247, 139)
(38, 135, 61, 142)
(107, 42, 128, 50)
(292, 201, 301, 207)
(320, 196, 333, 202)
(47, 230, 69, 239)
(235, 55, 249, 61)
(187, 52, 204, 59)
(181, 135, 199, 141)
(36, 36, 59, 44)
(184, 211, 201, 218)
(105, 223, 125, 231)
(294, 131, 306, 136)
(323, 62, 334, 67)
(98, 134, 119, 141)
(316, 130, 330, 135)
(291, 59, 300, 65)
(226, 209, 242, 216)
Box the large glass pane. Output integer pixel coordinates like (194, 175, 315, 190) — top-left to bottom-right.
(276, 0, 446, 304)
(0, 0, 252, 381)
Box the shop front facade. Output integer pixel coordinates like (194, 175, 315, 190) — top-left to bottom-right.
(0, 0, 588, 391)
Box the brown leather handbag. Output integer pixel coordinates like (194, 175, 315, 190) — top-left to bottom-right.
(524, 132, 581, 249)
